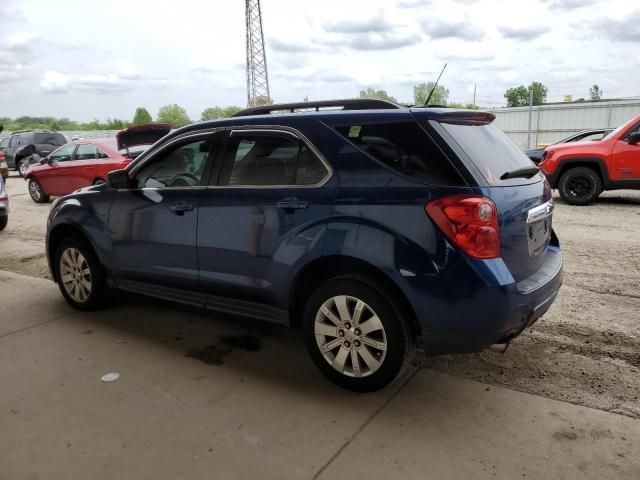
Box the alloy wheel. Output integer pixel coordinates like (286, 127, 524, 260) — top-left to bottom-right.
(29, 180, 42, 201)
(19, 162, 28, 177)
(314, 295, 387, 378)
(566, 175, 594, 199)
(59, 247, 92, 303)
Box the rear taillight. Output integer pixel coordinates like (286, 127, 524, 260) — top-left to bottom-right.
(425, 194, 500, 259)
(0, 195, 7, 201)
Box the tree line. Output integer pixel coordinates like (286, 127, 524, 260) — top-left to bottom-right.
(1, 83, 607, 133)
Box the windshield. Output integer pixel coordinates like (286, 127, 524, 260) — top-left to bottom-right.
(603, 116, 639, 140)
(437, 121, 538, 186)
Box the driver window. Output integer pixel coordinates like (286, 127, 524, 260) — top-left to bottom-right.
(49, 144, 76, 163)
(134, 138, 212, 188)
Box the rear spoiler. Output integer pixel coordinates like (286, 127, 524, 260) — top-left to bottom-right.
(434, 111, 495, 125)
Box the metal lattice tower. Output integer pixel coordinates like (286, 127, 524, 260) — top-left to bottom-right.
(245, 0, 271, 107)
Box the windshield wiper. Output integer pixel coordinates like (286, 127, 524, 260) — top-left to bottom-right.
(500, 166, 540, 180)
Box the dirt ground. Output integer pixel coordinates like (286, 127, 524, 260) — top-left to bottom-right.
(1, 174, 639, 418)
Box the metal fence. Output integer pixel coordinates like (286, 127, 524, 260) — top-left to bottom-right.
(490, 99, 640, 150)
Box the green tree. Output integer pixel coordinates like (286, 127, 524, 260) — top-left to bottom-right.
(504, 82, 548, 107)
(448, 102, 480, 110)
(222, 106, 242, 117)
(414, 82, 449, 106)
(249, 96, 272, 107)
(201, 107, 224, 121)
(132, 107, 152, 125)
(157, 104, 191, 128)
(358, 88, 397, 103)
(589, 84, 603, 101)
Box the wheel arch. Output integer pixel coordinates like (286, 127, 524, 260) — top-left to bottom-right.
(549, 157, 610, 189)
(289, 255, 420, 339)
(47, 223, 102, 283)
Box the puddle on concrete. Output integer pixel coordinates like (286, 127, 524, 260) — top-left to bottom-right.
(185, 334, 262, 366)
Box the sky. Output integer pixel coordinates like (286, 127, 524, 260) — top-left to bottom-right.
(1, 0, 639, 121)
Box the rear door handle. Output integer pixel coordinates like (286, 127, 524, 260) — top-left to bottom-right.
(276, 197, 309, 210)
(170, 202, 194, 215)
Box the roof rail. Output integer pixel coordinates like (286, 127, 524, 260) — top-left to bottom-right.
(233, 98, 404, 117)
(11, 129, 36, 134)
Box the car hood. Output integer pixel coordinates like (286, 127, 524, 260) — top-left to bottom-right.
(116, 123, 171, 150)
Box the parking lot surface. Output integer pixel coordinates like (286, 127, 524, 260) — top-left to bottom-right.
(1, 174, 640, 479)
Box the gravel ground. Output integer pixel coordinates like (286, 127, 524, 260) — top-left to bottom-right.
(1, 174, 639, 417)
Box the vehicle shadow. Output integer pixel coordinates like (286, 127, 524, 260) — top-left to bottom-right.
(74, 291, 404, 398)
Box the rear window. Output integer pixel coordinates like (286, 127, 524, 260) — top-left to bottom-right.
(34, 133, 66, 146)
(334, 122, 463, 185)
(437, 121, 536, 186)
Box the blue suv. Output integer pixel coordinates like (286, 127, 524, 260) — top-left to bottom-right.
(46, 99, 562, 391)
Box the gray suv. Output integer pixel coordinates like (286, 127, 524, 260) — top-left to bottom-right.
(2, 131, 66, 177)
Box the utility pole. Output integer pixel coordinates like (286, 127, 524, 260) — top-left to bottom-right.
(245, 0, 270, 107)
(473, 84, 476, 106)
(527, 89, 534, 149)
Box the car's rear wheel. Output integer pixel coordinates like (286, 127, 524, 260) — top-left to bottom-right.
(0, 215, 7, 231)
(18, 159, 29, 177)
(28, 179, 50, 203)
(304, 275, 415, 392)
(558, 167, 602, 205)
(54, 236, 109, 310)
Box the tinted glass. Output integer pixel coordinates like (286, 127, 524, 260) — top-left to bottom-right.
(335, 122, 462, 185)
(219, 134, 327, 186)
(49, 144, 76, 163)
(0, 138, 9, 149)
(135, 138, 211, 188)
(34, 133, 66, 146)
(75, 144, 99, 160)
(576, 132, 606, 142)
(438, 121, 535, 186)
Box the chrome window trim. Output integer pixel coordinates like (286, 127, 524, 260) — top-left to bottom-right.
(127, 125, 333, 190)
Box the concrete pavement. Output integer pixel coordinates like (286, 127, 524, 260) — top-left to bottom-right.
(1, 269, 639, 480)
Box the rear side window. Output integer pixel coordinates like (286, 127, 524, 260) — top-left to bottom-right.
(218, 133, 328, 186)
(35, 133, 66, 146)
(438, 121, 536, 185)
(334, 122, 463, 185)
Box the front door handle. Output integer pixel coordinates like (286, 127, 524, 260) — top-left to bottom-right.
(170, 202, 194, 215)
(276, 197, 309, 210)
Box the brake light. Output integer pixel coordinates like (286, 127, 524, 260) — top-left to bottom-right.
(425, 194, 500, 259)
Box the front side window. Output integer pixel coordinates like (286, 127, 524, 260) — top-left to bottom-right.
(75, 144, 99, 160)
(218, 133, 328, 186)
(0, 138, 9, 150)
(334, 122, 463, 185)
(134, 138, 212, 188)
(49, 144, 76, 163)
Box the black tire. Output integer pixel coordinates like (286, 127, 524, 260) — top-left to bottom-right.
(17, 158, 30, 178)
(53, 235, 110, 310)
(558, 167, 602, 206)
(28, 179, 50, 203)
(304, 275, 415, 392)
(0, 215, 7, 231)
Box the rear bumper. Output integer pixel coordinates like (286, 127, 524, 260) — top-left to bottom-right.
(408, 246, 563, 355)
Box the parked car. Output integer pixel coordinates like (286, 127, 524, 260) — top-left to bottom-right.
(540, 114, 640, 205)
(3, 130, 67, 177)
(0, 150, 8, 181)
(525, 128, 614, 163)
(46, 99, 562, 391)
(0, 174, 8, 231)
(24, 124, 171, 203)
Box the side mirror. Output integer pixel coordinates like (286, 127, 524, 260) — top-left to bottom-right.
(628, 132, 640, 145)
(107, 169, 130, 189)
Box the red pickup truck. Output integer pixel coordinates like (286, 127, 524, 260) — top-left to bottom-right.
(539, 114, 640, 205)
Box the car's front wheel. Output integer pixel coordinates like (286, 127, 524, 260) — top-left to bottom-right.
(28, 179, 50, 203)
(54, 236, 109, 310)
(304, 275, 415, 392)
(558, 167, 602, 205)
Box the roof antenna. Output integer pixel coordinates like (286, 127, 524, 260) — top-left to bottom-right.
(424, 62, 448, 106)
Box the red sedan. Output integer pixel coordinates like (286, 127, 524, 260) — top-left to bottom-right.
(24, 124, 170, 203)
